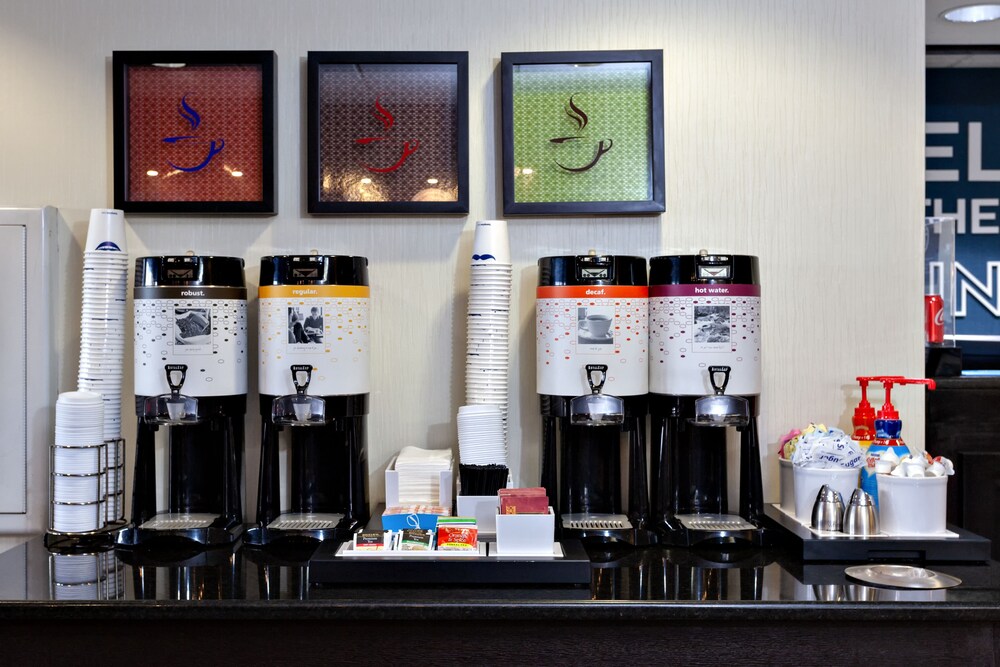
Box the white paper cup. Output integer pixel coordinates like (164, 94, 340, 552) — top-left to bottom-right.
(53, 474, 103, 504)
(793, 465, 860, 523)
(52, 448, 103, 477)
(471, 220, 510, 264)
(52, 501, 103, 533)
(877, 473, 948, 535)
(85, 209, 128, 253)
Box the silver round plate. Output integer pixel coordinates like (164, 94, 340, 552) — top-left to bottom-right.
(844, 564, 962, 590)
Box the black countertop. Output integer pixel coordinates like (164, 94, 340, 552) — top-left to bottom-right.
(3, 536, 999, 621)
(5, 537, 1000, 664)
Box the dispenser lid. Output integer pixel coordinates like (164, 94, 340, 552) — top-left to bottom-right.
(135, 255, 246, 289)
(649, 253, 759, 286)
(537, 254, 647, 288)
(260, 254, 369, 287)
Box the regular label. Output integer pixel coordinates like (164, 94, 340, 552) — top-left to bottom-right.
(134, 294, 248, 397)
(536, 285, 648, 397)
(258, 285, 370, 396)
(649, 284, 761, 396)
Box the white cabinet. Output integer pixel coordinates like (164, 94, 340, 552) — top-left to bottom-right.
(0, 208, 56, 532)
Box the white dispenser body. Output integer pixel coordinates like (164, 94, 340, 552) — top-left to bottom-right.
(649, 283, 761, 396)
(536, 285, 648, 397)
(134, 286, 248, 397)
(258, 284, 370, 396)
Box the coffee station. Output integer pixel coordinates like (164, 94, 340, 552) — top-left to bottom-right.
(7, 1, 1000, 664)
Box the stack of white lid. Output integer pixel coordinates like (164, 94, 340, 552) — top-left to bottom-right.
(52, 391, 106, 534)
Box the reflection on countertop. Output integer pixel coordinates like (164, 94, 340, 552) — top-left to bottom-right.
(3, 536, 999, 612)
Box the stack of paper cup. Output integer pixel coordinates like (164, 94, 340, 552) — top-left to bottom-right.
(75, 208, 128, 523)
(52, 391, 106, 534)
(465, 220, 512, 455)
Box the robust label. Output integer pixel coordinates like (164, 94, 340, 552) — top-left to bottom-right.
(134, 293, 248, 397)
(536, 285, 648, 397)
(649, 284, 761, 395)
(258, 285, 370, 396)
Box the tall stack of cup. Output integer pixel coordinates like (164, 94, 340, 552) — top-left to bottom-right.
(465, 220, 512, 458)
(75, 208, 128, 525)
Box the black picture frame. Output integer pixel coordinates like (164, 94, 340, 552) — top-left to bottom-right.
(112, 50, 277, 215)
(307, 51, 469, 215)
(501, 49, 665, 216)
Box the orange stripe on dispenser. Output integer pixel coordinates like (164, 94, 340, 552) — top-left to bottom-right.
(259, 285, 369, 298)
(536, 285, 648, 299)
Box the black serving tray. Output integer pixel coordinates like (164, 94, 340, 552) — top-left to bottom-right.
(764, 504, 991, 562)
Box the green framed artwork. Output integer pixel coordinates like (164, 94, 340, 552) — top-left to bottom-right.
(501, 50, 664, 216)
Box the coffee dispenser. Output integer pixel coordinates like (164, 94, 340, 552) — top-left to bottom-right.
(537, 253, 650, 544)
(649, 252, 764, 546)
(119, 256, 248, 547)
(245, 255, 370, 546)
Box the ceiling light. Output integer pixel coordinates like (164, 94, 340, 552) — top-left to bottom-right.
(230, 170, 243, 177)
(941, 4, 1000, 22)
(146, 170, 159, 177)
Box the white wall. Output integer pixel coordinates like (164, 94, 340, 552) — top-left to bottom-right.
(0, 0, 926, 524)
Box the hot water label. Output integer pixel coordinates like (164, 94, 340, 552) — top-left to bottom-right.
(134, 289, 248, 397)
(648, 284, 761, 396)
(536, 285, 648, 397)
(258, 285, 370, 396)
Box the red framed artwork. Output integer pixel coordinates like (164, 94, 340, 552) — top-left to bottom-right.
(113, 51, 276, 215)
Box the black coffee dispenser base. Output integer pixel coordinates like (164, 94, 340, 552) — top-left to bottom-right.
(242, 515, 364, 548)
(115, 516, 243, 549)
(654, 514, 768, 548)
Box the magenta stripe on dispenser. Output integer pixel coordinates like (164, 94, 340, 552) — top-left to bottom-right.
(649, 284, 761, 297)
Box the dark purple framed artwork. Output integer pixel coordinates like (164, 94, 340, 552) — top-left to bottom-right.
(307, 52, 469, 215)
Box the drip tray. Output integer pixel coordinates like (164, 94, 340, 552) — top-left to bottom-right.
(676, 513, 756, 532)
(562, 514, 632, 532)
(268, 513, 345, 531)
(140, 513, 218, 531)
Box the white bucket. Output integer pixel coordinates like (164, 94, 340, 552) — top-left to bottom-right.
(877, 474, 948, 535)
(779, 458, 795, 513)
(793, 466, 860, 523)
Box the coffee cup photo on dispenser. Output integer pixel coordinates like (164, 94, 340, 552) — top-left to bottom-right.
(578, 307, 614, 344)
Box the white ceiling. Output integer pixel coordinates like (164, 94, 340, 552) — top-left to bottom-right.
(928, 0, 1000, 44)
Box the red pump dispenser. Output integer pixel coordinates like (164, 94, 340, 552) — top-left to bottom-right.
(856, 375, 936, 506)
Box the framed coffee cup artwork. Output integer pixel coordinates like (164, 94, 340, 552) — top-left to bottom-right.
(501, 50, 665, 216)
(307, 51, 469, 215)
(112, 51, 277, 215)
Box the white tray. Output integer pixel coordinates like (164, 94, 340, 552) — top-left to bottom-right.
(772, 503, 958, 539)
(333, 541, 565, 559)
(336, 542, 488, 559)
